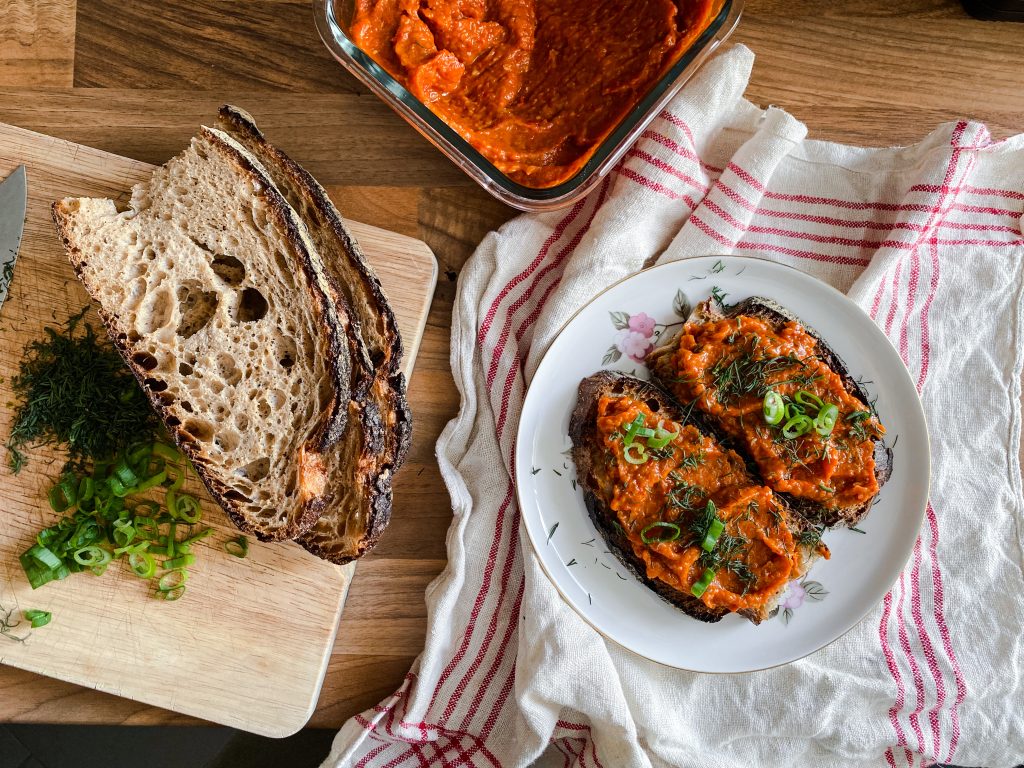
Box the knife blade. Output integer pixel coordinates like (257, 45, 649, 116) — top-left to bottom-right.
(0, 165, 28, 314)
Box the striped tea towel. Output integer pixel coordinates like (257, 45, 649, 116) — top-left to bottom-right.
(323, 44, 1024, 768)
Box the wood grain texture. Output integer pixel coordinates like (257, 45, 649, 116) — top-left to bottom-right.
(1, 0, 1023, 733)
(0, 122, 435, 736)
(0, 0, 76, 87)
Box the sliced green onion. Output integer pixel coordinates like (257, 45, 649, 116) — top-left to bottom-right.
(163, 553, 195, 570)
(134, 516, 160, 541)
(640, 521, 681, 544)
(180, 528, 213, 546)
(23, 609, 51, 628)
(112, 457, 139, 489)
(73, 546, 112, 567)
(701, 518, 725, 552)
(153, 443, 185, 463)
(782, 415, 813, 439)
(48, 480, 75, 513)
(763, 391, 785, 425)
(157, 586, 185, 601)
(623, 443, 648, 464)
(691, 567, 716, 598)
(814, 403, 840, 436)
(646, 421, 680, 450)
(784, 402, 806, 421)
(114, 541, 149, 557)
(27, 544, 62, 571)
(172, 494, 202, 524)
(225, 536, 249, 558)
(158, 570, 188, 592)
(129, 551, 156, 579)
(794, 390, 825, 411)
(132, 468, 167, 494)
(623, 414, 655, 445)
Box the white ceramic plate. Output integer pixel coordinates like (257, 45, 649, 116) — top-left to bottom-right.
(515, 256, 929, 673)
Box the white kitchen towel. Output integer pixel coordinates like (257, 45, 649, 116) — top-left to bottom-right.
(323, 45, 1024, 768)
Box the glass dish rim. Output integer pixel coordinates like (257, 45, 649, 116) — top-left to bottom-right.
(314, 0, 742, 209)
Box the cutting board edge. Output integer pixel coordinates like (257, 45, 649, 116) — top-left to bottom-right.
(0, 121, 435, 736)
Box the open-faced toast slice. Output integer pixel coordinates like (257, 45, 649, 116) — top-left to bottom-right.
(215, 105, 411, 563)
(648, 296, 893, 529)
(570, 371, 825, 625)
(52, 127, 352, 541)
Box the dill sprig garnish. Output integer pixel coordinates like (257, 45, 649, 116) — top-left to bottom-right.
(0, 603, 27, 643)
(6, 308, 159, 473)
(707, 343, 804, 405)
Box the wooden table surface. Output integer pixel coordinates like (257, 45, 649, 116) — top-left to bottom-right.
(1, 0, 1022, 730)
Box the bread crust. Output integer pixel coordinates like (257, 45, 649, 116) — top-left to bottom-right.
(648, 296, 893, 529)
(51, 128, 353, 541)
(570, 371, 819, 625)
(215, 105, 410, 562)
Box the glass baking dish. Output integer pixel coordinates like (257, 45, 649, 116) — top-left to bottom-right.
(313, 0, 743, 212)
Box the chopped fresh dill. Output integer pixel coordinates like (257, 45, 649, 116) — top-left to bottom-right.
(566, 558, 578, 566)
(6, 308, 159, 473)
(711, 260, 725, 274)
(531, 467, 541, 475)
(798, 525, 826, 548)
(710, 286, 729, 308)
(849, 527, 867, 535)
(677, 450, 706, 470)
(546, 522, 559, 544)
(0, 603, 27, 644)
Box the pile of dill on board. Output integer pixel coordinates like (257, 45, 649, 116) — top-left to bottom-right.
(6, 307, 158, 473)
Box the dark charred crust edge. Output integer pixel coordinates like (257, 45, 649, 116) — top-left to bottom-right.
(215, 105, 410, 561)
(51, 136, 340, 541)
(201, 127, 350, 454)
(722, 297, 894, 528)
(217, 105, 404, 376)
(569, 371, 821, 625)
(570, 372, 728, 624)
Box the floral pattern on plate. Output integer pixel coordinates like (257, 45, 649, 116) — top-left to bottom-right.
(601, 289, 691, 365)
(779, 579, 828, 625)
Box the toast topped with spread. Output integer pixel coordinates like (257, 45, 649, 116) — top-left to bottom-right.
(647, 296, 892, 528)
(570, 371, 827, 625)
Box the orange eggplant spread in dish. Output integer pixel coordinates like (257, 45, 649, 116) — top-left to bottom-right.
(596, 394, 804, 614)
(655, 315, 887, 510)
(348, 0, 720, 189)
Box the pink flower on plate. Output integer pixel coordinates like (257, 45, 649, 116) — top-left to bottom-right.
(781, 581, 806, 611)
(615, 329, 653, 363)
(628, 311, 656, 338)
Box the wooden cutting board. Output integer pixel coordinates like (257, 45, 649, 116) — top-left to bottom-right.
(0, 122, 437, 737)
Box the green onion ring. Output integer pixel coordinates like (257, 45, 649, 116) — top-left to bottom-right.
(157, 586, 185, 601)
(762, 391, 785, 425)
(163, 553, 196, 570)
(691, 567, 716, 598)
(646, 421, 680, 450)
(814, 403, 840, 436)
(623, 443, 648, 464)
(640, 521, 682, 544)
(173, 494, 202, 524)
(782, 415, 813, 439)
(225, 536, 249, 558)
(73, 545, 112, 567)
(158, 570, 188, 592)
(27, 544, 62, 571)
(701, 518, 725, 553)
(23, 609, 51, 628)
(129, 551, 156, 579)
(795, 389, 825, 411)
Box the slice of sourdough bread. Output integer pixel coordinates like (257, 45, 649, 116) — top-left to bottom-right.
(217, 105, 410, 563)
(52, 126, 353, 541)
